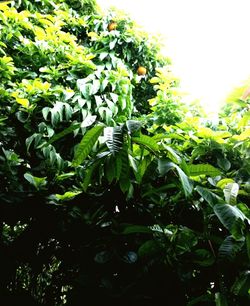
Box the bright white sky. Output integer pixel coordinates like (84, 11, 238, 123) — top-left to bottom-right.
(97, 0, 250, 113)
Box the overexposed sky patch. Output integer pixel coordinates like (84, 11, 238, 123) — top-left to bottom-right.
(97, 0, 250, 113)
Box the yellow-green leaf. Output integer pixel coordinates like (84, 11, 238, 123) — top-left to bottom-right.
(16, 98, 29, 108)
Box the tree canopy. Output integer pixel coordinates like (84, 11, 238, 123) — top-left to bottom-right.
(0, 1, 250, 305)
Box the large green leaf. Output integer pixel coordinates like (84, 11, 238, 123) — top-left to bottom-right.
(118, 145, 130, 193)
(214, 204, 247, 239)
(187, 163, 221, 177)
(175, 165, 193, 197)
(218, 235, 245, 261)
(163, 144, 182, 164)
(105, 152, 124, 184)
(82, 158, 104, 192)
(105, 156, 115, 184)
(196, 186, 223, 207)
(126, 120, 142, 135)
(223, 183, 239, 205)
(132, 134, 159, 152)
(216, 178, 235, 189)
(158, 161, 193, 197)
(217, 157, 231, 171)
(104, 126, 123, 155)
(115, 154, 122, 181)
(135, 156, 152, 183)
(72, 125, 104, 167)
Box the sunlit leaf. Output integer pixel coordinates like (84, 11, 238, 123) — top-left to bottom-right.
(216, 178, 235, 189)
(72, 125, 104, 167)
(233, 128, 250, 141)
(55, 190, 82, 201)
(223, 183, 239, 205)
(187, 164, 221, 177)
(132, 134, 159, 152)
(163, 144, 182, 164)
(24, 173, 47, 190)
(81, 115, 97, 128)
(16, 98, 29, 108)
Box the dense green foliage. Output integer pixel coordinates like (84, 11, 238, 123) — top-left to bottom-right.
(0, 1, 250, 305)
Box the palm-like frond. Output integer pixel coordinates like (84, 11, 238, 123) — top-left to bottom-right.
(104, 126, 123, 155)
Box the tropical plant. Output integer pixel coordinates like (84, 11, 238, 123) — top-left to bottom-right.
(0, 0, 249, 305)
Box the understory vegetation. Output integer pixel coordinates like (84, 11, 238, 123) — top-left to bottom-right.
(0, 0, 249, 305)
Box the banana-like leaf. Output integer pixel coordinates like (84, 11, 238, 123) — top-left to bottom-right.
(104, 126, 123, 155)
(115, 154, 122, 181)
(132, 134, 159, 152)
(105, 157, 115, 184)
(163, 144, 182, 164)
(135, 156, 152, 183)
(214, 204, 247, 239)
(218, 235, 245, 261)
(223, 182, 239, 205)
(105, 155, 123, 184)
(196, 186, 223, 207)
(158, 160, 193, 197)
(187, 163, 221, 177)
(72, 125, 104, 167)
(126, 120, 142, 135)
(175, 165, 193, 197)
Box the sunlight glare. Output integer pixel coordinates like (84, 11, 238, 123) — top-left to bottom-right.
(97, 0, 250, 114)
